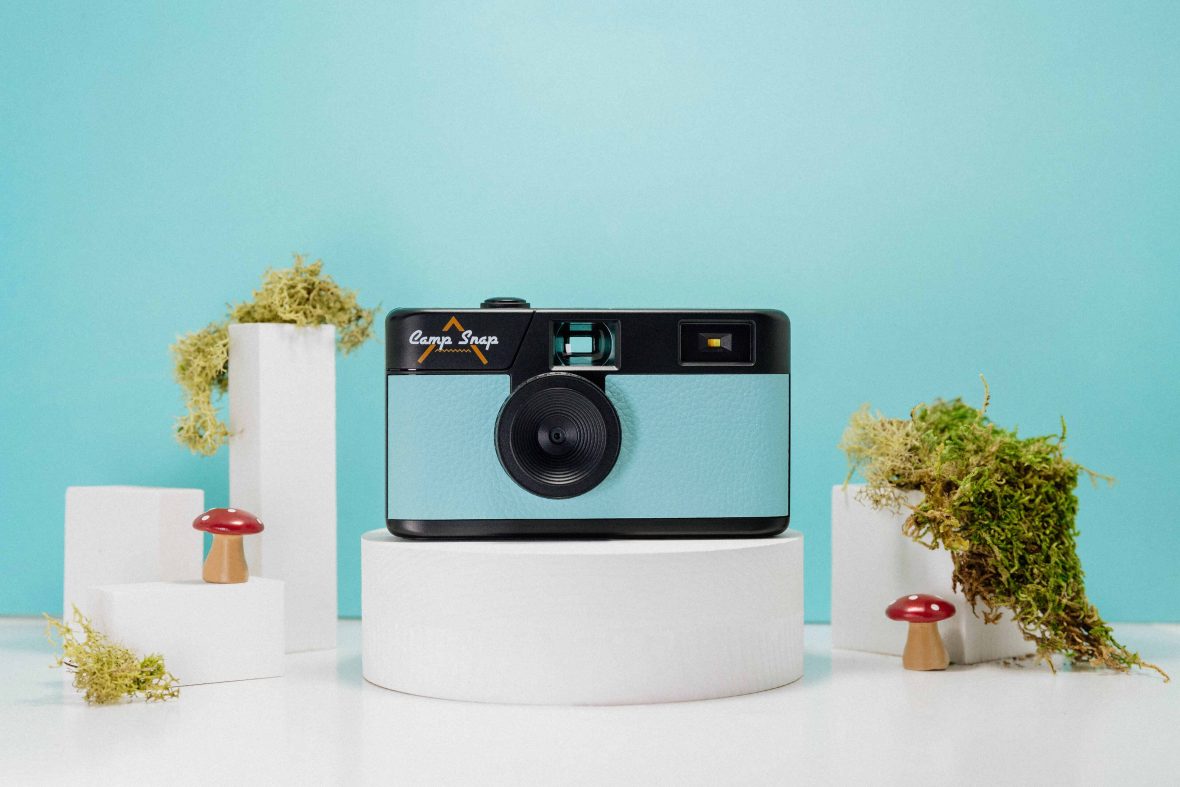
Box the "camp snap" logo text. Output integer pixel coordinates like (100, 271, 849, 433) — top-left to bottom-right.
(411, 316, 496, 365)
(408, 329, 499, 350)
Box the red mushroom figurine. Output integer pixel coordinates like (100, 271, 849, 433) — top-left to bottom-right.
(885, 593, 956, 671)
(193, 508, 264, 584)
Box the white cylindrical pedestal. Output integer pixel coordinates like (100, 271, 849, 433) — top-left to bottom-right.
(362, 531, 803, 705)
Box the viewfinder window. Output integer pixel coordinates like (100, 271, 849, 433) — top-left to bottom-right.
(552, 321, 619, 368)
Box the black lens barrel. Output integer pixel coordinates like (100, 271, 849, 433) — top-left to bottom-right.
(495, 373, 621, 498)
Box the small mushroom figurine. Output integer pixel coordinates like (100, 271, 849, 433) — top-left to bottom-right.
(886, 593, 956, 671)
(193, 507, 264, 584)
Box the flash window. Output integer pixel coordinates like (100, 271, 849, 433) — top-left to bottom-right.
(679, 321, 754, 365)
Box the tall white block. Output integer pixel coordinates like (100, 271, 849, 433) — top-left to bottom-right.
(63, 486, 204, 620)
(229, 323, 337, 653)
(91, 578, 284, 685)
(362, 530, 804, 705)
(832, 485, 1035, 663)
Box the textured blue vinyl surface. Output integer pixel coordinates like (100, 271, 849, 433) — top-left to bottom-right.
(388, 374, 790, 520)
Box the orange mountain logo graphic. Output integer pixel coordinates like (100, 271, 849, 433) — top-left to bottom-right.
(412, 316, 490, 366)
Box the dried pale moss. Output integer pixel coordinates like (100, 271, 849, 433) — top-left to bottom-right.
(45, 607, 179, 704)
(840, 380, 1167, 680)
(172, 255, 376, 455)
(173, 321, 231, 455)
(230, 257, 376, 350)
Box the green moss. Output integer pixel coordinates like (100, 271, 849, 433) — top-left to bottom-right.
(45, 607, 180, 704)
(171, 255, 376, 455)
(840, 379, 1167, 680)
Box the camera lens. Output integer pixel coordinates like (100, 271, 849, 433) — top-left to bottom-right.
(537, 417, 579, 457)
(496, 373, 622, 498)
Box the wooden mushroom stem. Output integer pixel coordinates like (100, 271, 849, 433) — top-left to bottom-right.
(203, 534, 249, 584)
(902, 621, 949, 671)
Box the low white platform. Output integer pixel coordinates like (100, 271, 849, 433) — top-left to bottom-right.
(63, 486, 205, 622)
(832, 485, 1035, 663)
(361, 530, 804, 705)
(91, 578, 285, 686)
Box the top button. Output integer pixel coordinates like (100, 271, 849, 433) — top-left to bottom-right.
(481, 297, 530, 309)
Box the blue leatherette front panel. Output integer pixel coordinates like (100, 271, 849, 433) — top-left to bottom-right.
(387, 373, 790, 520)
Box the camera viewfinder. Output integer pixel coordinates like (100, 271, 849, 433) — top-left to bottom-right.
(552, 321, 619, 368)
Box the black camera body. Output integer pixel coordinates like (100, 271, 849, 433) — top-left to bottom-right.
(386, 297, 790, 538)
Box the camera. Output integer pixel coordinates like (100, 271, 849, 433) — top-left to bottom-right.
(385, 297, 790, 538)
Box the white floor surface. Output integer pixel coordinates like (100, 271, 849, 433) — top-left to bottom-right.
(1, 619, 1176, 786)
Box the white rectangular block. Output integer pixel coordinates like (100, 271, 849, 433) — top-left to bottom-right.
(64, 486, 204, 621)
(91, 578, 284, 685)
(229, 323, 337, 652)
(831, 484, 1035, 663)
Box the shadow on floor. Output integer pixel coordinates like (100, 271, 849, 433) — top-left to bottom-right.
(802, 647, 832, 684)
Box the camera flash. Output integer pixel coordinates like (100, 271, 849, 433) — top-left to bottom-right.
(706, 337, 723, 348)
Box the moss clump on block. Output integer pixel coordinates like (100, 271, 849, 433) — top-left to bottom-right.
(171, 254, 376, 455)
(173, 321, 231, 455)
(45, 607, 180, 704)
(840, 380, 1167, 680)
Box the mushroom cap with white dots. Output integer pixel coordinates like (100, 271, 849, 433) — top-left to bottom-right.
(885, 593, 956, 623)
(192, 507, 264, 536)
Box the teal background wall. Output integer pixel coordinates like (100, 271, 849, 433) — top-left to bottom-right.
(2, 2, 1177, 621)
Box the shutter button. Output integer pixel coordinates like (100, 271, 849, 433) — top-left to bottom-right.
(481, 297, 530, 309)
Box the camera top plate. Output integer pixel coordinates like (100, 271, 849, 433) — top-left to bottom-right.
(386, 300, 790, 385)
